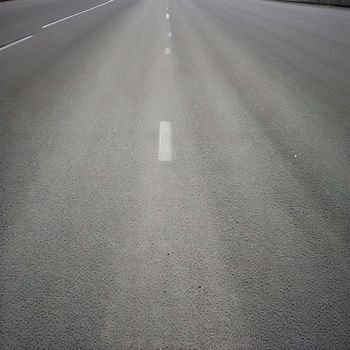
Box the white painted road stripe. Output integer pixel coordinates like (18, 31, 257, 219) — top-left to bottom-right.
(168, 32, 172, 38)
(166, 13, 170, 19)
(0, 35, 33, 52)
(159, 122, 172, 161)
(165, 47, 171, 55)
(42, 0, 114, 28)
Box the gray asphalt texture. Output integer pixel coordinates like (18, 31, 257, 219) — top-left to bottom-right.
(1, 0, 350, 348)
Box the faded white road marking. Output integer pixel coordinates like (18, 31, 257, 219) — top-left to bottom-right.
(42, 0, 114, 28)
(166, 13, 170, 19)
(159, 122, 172, 161)
(168, 32, 172, 38)
(0, 35, 33, 52)
(165, 47, 171, 55)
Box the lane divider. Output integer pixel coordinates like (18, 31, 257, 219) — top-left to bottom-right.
(165, 47, 171, 55)
(0, 0, 116, 52)
(159, 121, 172, 161)
(0, 35, 33, 52)
(42, 0, 114, 29)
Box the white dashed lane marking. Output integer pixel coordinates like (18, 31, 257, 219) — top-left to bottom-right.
(0, 35, 33, 52)
(159, 122, 172, 161)
(42, 0, 114, 28)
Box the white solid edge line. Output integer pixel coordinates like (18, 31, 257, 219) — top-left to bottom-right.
(0, 35, 33, 52)
(42, 0, 114, 28)
(159, 121, 172, 161)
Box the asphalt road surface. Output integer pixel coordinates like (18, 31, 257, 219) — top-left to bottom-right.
(1, 0, 350, 348)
